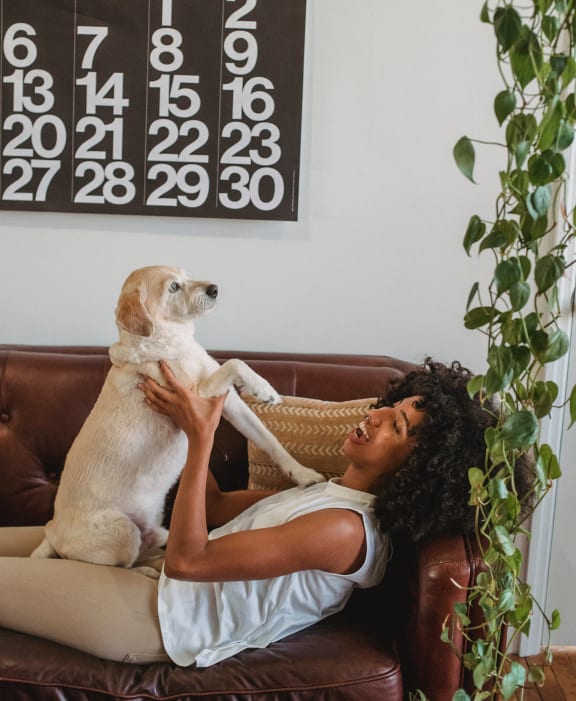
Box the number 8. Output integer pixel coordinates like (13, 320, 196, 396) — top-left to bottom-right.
(150, 28, 183, 72)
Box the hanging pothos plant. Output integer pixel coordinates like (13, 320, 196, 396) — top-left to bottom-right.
(420, 2, 576, 700)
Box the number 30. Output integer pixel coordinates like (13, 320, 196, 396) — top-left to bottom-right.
(219, 166, 284, 211)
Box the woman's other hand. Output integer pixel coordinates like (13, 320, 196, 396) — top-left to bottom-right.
(139, 361, 227, 441)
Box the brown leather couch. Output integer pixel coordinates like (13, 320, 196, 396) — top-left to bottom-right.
(0, 345, 484, 701)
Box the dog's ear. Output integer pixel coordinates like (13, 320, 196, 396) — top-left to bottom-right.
(115, 287, 154, 337)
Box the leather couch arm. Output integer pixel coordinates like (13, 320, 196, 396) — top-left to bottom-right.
(387, 534, 482, 700)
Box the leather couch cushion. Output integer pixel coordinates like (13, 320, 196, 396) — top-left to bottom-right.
(0, 613, 401, 701)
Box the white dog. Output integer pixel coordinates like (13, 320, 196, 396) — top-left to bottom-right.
(31, 266, 322, 569)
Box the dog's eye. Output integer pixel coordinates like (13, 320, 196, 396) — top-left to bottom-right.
(169, 282, 181, 293)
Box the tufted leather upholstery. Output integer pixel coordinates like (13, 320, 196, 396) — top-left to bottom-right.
(0, 346, 484, 701)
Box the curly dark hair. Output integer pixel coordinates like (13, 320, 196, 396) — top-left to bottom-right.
(373, 359, 532, 543)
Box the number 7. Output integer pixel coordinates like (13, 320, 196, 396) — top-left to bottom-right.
(77, 26, 109, 70)
(33, 160, 61, 201)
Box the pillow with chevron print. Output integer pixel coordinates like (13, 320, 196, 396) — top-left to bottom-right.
(242, 395, 376, 491)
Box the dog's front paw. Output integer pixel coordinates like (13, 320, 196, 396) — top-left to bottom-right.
(246, 378, 282, 405)
(262, 387, 282, 405)
(288, 464, 325, 487)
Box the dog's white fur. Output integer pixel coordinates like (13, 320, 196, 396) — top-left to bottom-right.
(31, 266, 322, 569)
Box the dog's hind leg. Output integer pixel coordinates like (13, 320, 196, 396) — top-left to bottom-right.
(222, 390, 323, 487)
(47, 511, 143, 568)
(30, 536, 59, 559)
(140, 525, 168, 556)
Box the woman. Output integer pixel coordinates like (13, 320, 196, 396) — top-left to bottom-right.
(0, 359, 524, 665)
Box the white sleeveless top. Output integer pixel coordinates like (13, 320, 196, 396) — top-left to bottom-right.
(157, 479, 389, 667)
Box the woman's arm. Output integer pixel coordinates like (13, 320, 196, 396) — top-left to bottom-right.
(141, 363, 367, 582)
(164, 507, 367, 582)
(141, 362, 223, 567)
(204, 470, 277, 527)
(142, 364, 274, 527)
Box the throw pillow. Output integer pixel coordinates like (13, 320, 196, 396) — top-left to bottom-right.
(243, 395, 376, 491)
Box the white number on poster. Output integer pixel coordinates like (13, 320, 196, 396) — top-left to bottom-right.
(0, 0, 306, 220)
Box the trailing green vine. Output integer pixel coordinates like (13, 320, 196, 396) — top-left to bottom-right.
(430, 2, 576, 700)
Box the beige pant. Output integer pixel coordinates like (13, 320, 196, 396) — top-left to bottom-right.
(0, 526, 169, 663)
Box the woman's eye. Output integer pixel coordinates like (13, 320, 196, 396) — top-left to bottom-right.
(169, 282, 181, 293)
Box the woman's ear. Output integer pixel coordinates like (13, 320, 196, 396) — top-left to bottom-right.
(115, 287, 154, 336)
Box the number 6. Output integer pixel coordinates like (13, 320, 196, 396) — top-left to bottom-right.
(3, 23, 37, 68)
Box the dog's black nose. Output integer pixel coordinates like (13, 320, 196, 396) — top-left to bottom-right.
(206, 284, 218, 299)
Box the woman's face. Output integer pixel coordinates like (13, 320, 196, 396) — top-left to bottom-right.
(343, 396, 425, 477)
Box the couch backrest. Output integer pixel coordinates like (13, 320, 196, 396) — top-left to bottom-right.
(0, 345, 417, 526)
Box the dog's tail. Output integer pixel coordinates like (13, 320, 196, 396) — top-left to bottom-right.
(30, 537, 59, 559)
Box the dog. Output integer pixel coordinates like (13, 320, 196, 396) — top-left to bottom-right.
(30, 266, 322, 570)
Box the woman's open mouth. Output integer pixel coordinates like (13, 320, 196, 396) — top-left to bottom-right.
(349, 420, 370, 444)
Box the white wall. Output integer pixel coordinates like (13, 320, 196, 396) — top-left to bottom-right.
(2, 0, 574, 648)
(0, 0, 500, 372)
(548, 309, 576, 645)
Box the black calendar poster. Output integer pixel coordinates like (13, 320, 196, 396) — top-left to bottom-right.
(0, 0, 307, 221)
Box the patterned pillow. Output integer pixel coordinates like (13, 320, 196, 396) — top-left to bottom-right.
(243, 395, 376, 491)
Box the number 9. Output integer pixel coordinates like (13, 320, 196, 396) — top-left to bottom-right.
(224, 30, 257, 75)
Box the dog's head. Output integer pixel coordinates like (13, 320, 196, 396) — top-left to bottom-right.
(115, 266, 219, 337)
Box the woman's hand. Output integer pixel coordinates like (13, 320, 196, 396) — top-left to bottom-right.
(141, 362, 226, 564)
(139, 361, 227, 441)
